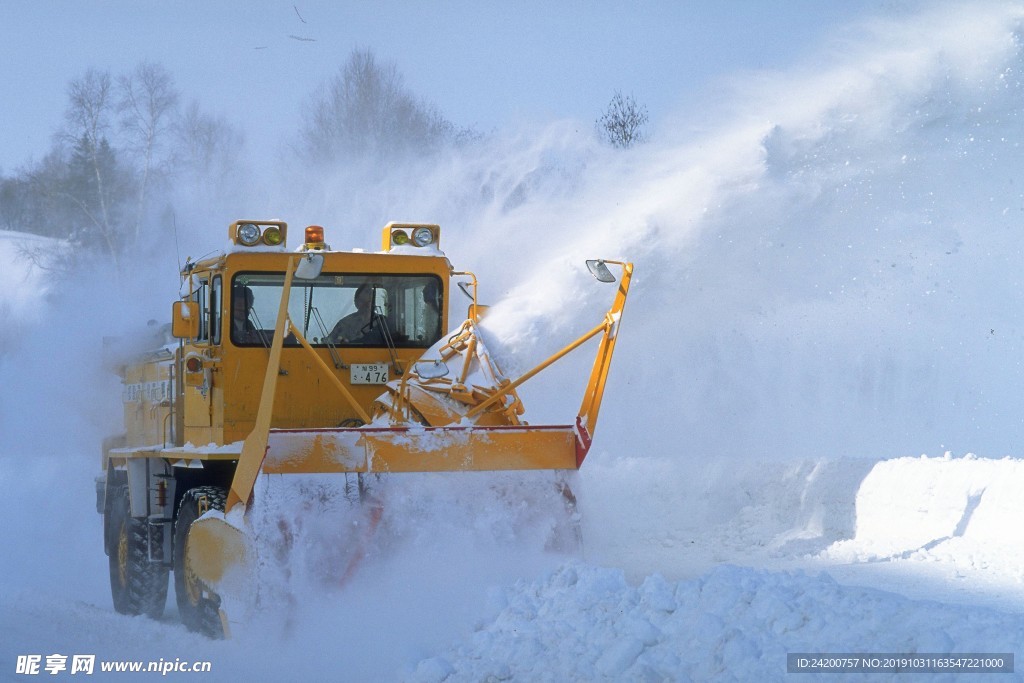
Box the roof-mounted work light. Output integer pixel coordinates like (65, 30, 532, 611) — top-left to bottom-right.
(382, 222, 441, 252)
(228, 220, 289, 250)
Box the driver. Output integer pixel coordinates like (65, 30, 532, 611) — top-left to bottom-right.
(328, 283, 382, 344)
(420, 280, 442, 343)
(231, 285, 262, 344)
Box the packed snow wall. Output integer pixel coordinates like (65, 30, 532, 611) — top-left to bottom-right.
(827, 453, 1024, 571)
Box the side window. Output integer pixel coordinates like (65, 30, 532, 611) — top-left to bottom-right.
(210, 276, 222, 345)
(192, 279, 209, 342)
(414, 279, 443, 344)
(389, 279, 443, 345)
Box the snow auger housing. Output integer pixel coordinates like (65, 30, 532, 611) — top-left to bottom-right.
(97, 220, 632, 637)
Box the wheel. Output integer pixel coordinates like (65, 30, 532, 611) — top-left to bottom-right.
(173, 486, 227, 638)
(105, 485, 169, 618)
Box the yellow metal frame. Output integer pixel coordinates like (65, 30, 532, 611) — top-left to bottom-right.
(223, 258, 633, 513)
(226, 255, 297, 511)
(576, 260, 633, 450)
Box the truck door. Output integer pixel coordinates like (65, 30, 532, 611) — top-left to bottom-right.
(183, 276, 217, 432)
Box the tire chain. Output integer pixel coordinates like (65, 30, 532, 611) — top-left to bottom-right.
(174, 485, 228, 638)
(109, 485, 169, 619)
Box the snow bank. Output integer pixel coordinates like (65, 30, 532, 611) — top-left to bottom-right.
(408, 563, 1024, 682)
(579, 455, 876, 580)
(827, 454, 1024, 573)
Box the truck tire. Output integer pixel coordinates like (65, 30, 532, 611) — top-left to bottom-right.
(173, 486, 227, 638)
(106, 485, 169, 618)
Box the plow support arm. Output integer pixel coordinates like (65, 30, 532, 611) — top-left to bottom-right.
(226, 257, 297, 513)
(575, 261, 633, 464)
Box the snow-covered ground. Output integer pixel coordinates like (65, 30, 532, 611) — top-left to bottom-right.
(5, 2, 1024, 681)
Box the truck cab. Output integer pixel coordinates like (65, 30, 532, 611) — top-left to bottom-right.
(100, 220, 455, 627)
(119, 221, 451, 455)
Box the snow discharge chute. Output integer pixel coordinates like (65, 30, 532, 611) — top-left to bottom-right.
(98, 220, 632, 637)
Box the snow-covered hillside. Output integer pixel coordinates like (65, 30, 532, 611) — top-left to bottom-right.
(4, 2, 1024, 681)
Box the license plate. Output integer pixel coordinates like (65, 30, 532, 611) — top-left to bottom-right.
(350, 363, 389, 384)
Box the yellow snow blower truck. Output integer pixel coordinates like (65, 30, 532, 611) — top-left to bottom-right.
(97, 220, 632, 637)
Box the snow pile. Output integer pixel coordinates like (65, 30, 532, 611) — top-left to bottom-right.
(409, 563, 1024, 682)
(826, 453, 1024, 573)
(578, 456, 875, 579)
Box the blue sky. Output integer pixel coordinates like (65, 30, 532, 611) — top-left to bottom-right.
(1, 0, 897, 171)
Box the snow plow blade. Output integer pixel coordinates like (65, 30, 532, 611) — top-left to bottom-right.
(261, 423, 587, 474)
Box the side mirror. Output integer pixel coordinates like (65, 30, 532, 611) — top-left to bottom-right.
(413, 359, 449, 380)
(295, 253, 324, 280)
(586, 259, 617, 283)
(171, 301, 199, 339)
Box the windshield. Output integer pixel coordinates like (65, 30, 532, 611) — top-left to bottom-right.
(230, 272, 443, 348)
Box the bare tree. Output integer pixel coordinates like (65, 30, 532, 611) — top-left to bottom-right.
(299, 48, 457, 163)
(65, 69, 113, 147)
(118, 62, 179, 242)
(17, 147, 80, 238)
(0, 175, 29, 232)
(173, 100, 244, 181)
(61, 68, 124, 262)
(43, 63, 180, 265)
(596, 91, 649, 149)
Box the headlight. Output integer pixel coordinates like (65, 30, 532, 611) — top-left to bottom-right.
(412, 227, 434, 247)
(229, 220, 288, 249)
(263, 226, 284, 245)
(381, 222, 441, 252)
(237, 223, 261, 246)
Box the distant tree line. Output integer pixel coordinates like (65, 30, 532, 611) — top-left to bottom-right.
(0, 49, 478, 268)
(0, 48, 649, 269)
(0, 62, 241, 268)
